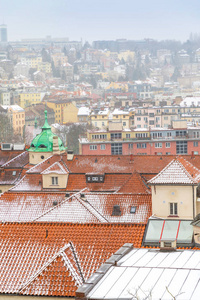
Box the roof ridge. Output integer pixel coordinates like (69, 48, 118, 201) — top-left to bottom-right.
(148, 157, 199, 185)
(115, 171, 150, 194)
(76, 195, 109, 223)
(41, 161, 69, 174)
(19, 242, 83, 293)
(27, 154, 54, 173)
(2, 151, 26, 167)
(8, 174, 27, 191)
(33, 189, 87, 221)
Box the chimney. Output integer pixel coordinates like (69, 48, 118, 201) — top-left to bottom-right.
(191, 151, 194, 158)
(53, 136, 60, 154)
(67, 150, 74, 161)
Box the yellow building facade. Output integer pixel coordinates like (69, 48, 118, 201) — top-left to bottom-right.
(2, 105, 25, 136)
(63, 103, 78, 124)
(19, 92, 42, 108)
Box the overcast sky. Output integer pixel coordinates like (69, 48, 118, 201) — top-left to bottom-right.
(1, 0, 200, 42)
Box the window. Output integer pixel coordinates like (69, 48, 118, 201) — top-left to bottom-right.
(130, 206, 136, 214)
(155, 143, 162, 148)
(126, 134, 130, 139)
(170, 203, 178, 216)
(137, 143, 146, 148)
(100, 144, 106, 150)
(164, 116, 168, 120)
(111, 133, 122, 139)
(12, 171, 16, 176)
(167, 132, 172, 137)
(176, 130, 187, 137)
(152, 132, 162, 138)
(166, 142, 171, 148)
(90, 145, 97, 150)
(123, 122, 126, 126)
(136, 133, 148, 138)
(149, 120, 154, 125)
(52, 177, 58, 185)
(102, 122, 105, 126)
(128, 144, 133, 149)
(156, 117, 160, 122)
(137, 117, 141, 121)
(111, 143, 122, 155)
(149, 113, 154, 117)
(194, 141, 198, 147)
(176, 141, 187, 154)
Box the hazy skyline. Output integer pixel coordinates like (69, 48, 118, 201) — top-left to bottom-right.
(1, 0, 200, 43)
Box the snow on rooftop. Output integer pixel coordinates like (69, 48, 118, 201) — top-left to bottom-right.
(87, 248, 200, 300)
(2, 105, 24, 112)
(78, 107, 90, 116)
(180, 97, 200, 107)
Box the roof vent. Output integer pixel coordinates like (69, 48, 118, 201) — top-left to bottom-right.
(112, 205, 121, 216)
(53, 201, 58, 206)
(65, 193, 70, 197)
(80, 193, 85, 198)
(160, 239, 176, 252)
(95, 158, 98, 163)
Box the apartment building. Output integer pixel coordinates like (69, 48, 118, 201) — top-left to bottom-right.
(19, 92, 43, 108)
(2, 105, 25, 136)
(20, 56, 42, 69)
(79, 122, 200, 156)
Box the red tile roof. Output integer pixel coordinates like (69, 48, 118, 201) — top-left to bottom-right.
(1, 151, 29, 168)
(0, 150, 26, 167)
(116, 171, 151, 194)
(20, 243, 83, 297)
(0, 169, 22, 185)
(0, 222, 145, 296)
(0, 192, 66, 222)
(149, 156, 200, 185)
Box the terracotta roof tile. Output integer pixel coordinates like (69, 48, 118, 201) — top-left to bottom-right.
(116, 171, 151, 194)
(0, 169, 22, 185)
(149, 156, 200, 185)
(0, 150, 25, 167)
(20, 243, 83, 297)
(0, 192, 66, 221)
(2, 151, 29, 168)
(41, 161, 69, 175)
(0, 222, 145, 296)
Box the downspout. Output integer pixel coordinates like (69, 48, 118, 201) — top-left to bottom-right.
(193, 185, 195, 219)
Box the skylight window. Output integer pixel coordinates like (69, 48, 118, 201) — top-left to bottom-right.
(130, 206, 136, 214)
(12, 171, 16, 176)
(143, 219, 193, 247)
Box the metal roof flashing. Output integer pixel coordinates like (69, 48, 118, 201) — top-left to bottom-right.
(75, 243, 133, 299)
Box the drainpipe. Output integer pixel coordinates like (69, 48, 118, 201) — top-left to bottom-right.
(193, 185, 195, 219)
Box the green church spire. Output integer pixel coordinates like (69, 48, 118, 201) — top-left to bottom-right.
(42, 110, 51, 130)
(28, 110, 66, 153)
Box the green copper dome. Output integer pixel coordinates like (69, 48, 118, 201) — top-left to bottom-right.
(28, 110, 66, 152)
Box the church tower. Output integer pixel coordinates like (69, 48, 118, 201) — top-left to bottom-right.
(28, 110, 66, 164)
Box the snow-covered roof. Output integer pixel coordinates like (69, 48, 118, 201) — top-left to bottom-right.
(148, 156, 200, 185)
(78, 106, 90, 116)
(86, 248, 200, 300)
(180, 97, 200, 107)
(2, 105, 24, 112)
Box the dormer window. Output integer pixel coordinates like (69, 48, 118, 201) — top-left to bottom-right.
(51, 177, 58, 185)
(31, 144, 35, 147)
(39, 144, 47, 148)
